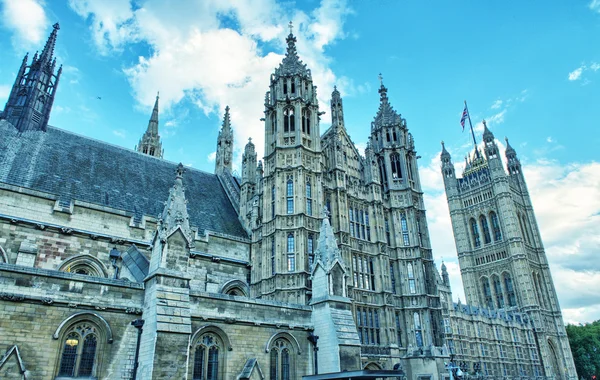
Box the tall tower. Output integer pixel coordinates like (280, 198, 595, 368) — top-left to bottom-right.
(1, 23, 62, 132)
(367, 77, 444, 350)
(137, 93, 163, 158)
(441, 125, 577, 379)
(251, 24, 323, 304)
(215, 106, 234, 175)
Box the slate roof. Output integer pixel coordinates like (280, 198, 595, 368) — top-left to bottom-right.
(0, 120, 247, 239)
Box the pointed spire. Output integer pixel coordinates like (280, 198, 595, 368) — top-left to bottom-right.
(158, 163, 193, 245)
(505, 137, 516, 156)
(314, 207, 345, 272)
(378, 73, 388, 103)
(482, 119, 494, 143)
(441, 141, 450, 159)
(278, 21, 308, 76)
(39, 23, 60, 64)
(222, 105, 231, 133)
(147, 92, 159, 135)
(332, 85, 340, 99)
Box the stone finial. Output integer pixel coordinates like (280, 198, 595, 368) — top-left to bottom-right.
(157, 163, 193, 246)
(314, 210, 345, 273)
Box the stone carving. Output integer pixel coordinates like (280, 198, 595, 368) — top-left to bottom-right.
(0, 293, 25, 302)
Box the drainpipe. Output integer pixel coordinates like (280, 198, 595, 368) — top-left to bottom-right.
(131, 319, 145, 380)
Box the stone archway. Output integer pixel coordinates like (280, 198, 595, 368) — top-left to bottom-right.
(547, 339, 562, 380)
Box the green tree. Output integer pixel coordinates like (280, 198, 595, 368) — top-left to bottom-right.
(566, 320, 600, 379)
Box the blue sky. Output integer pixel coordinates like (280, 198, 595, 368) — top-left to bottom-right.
(1, 0, 599, 324)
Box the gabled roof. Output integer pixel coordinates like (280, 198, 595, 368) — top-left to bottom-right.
(0, 121, 247, 239)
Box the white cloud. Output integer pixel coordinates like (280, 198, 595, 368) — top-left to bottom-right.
(0, 0, 48, 48)
(568, 66, 584, 81)
(590, 0, 600, 13)
(207, 151, 217, 162)
(490, 99, 502, 110)
(590, 62, 600, 71)
(546, 136, 554, 143)
(112, 129, 126, 138)
(71, 0, 352, 165)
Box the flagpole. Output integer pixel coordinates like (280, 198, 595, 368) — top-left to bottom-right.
(464, 100, 479, 157)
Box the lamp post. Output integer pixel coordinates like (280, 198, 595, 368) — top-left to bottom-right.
(307, 332, 319, 375)
(445, 355, 464, 380)
(109, 247, 121, 279)
(131, 319, 144, 380)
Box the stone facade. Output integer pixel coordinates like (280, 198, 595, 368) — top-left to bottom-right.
(0, 24, 576, 380)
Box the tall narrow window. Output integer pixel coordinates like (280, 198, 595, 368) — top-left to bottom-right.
(470, 218, 481, 248)
(493, 275, 504, 308)
(286, 179, 294, 214)
(504, 273, 516, 306)
(416, 215, 423, 247)
(58, 323, 100, 378)
(390, 263, 397, 294)
(414, 312, 423, 347)
(271, 113, 276, 133)
(270, 339, 294, 380)
(291, 80, 295, 94)
(395, 312, 403, 347)
(365, 212, 371, 241)
(407, 263, 416, 294)
(356, 306, 381, 345)
(283, 108, 295, 132)
(480, 215, 491, 244)
(305, 181, 312, 216)
(377, 157, 388, 189)
(349, 207, 355, 237)
(490, 211, 502, 241)
(302, 108, 311, 134)
(482, 277, 493, 308)
(406, 155, 414, 182)
(271, 185, 276, 218)
(271, 236, 276, 275)
(385, 216, 391, 246)
(287, 233, 295, 271)
(193, 334, 222, 380)
(401, 214, 410, 246)
(390, 153, 402, 179)
(352, 254, 375, 290)
(307, 234, 314, 271)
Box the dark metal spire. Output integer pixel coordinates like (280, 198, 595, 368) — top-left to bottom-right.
(39, 23, 60, 65)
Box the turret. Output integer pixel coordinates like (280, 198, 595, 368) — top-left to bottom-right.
(440, 141, 458, 191)
(1, 23, 62, 132)
(330, 86, 344, 129)
(215, 106, 234, 175)
(505, 137, 521, 175)
(137, 93, 163, 158)
(481, 120, 503, 173)
(241, 138, 257, 186)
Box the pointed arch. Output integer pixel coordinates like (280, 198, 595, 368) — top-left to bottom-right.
(470, 217, 481, 248)
(0, 245, 7, 263)
(189, 325, 232, 351)
(502, 272, 517, 307)
(481, 276, 493, 308)
(364, 362, 382, 370)
(480, 214, 491, 244)
(58, 254, 109, 278)
(189, 325, 231, 380)
(492, 274, 504, 308)
(283, 108, 295, 133)
(219, 279, 250, 297)
(53, 312, 113, 344)
(264, 332, 302, 354)
(547, 339, 562, 380)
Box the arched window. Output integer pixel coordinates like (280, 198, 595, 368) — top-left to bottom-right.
(34, 96, 45, 112)
(392, 129, 398, 141)
(192, 333, 222, 380)
(517, 213, 528, 244)
(291, 79, 295, 94)
(401, 214, 410, 246)
(286, 179, 294, 214)
(482, 277, 493, 308)
(490, 211, 502, 241)
(407, 263, 416, 294)
(302, 108, 311, 134)
(16, 90, 27, 106)
(57, 322, 101, 378)
(283, 80, 288, 95)
(377, 157, 388, 189)
(283, 108, 295, 133)
(492, 275, 504, 308)
(480, 215, 491, 244)
(269, 338, 294, 380)
(271, 113, 276, 133)
(521, 214, 532, 244)
(305, 181, 312, 216)
(503, 273, 516, 307)
(386, 131, 391, 142)
(414, 312, 423, 347)
(390, 153, 402, 179)
(271, 236, 276, 275)
(470, 218, 481, 248)
(59, 254, 109, 278)
(149, 147, 155, 156)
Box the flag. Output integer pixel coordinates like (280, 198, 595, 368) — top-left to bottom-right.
(460, 105, 468, 131)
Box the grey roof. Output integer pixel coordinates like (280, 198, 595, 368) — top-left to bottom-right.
(122, 245, 149, 281)
(0, 121, 247, 239)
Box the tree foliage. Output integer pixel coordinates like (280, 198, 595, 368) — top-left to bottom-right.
(566, 320, 600, 379)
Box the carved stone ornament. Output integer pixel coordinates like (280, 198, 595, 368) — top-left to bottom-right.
(0, 293, 25, 302)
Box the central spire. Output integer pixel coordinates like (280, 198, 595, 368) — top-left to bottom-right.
(39, 23, 60, 65)
(277, 21, 309, 77)
(136, 92, 163, 158)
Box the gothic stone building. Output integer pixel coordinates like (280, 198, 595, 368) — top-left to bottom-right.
(0, 24, 576, 380)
